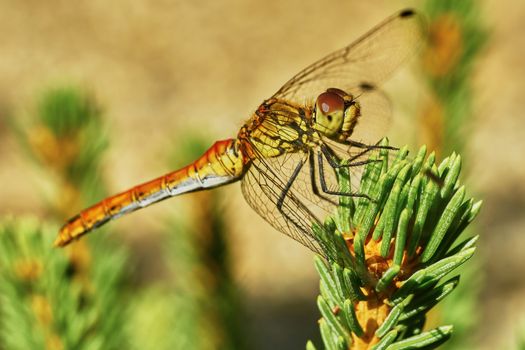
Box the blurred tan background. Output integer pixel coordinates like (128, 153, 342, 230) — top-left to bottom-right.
(1, 0, 524, 348)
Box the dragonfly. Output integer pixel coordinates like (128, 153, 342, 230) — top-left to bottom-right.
(54, 9, 424, 254)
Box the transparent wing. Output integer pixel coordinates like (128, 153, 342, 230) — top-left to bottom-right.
(240, 129, 385, 254)
(265, 149, 338, 214)
(347, 86, 392, 145)
(272, 9, 424, 105)
(241, 153, 326, 254)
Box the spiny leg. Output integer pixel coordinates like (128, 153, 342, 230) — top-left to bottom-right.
(317, 149, 371, 200)
(344, 139, 398, 150)
(275, 158, 314, 234)
(321, 143, 379, 170)
(308, 152, 337, 206)
(342, 139, 397, 163)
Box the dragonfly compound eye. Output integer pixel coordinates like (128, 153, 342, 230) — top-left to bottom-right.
(315, 91, 345, 137)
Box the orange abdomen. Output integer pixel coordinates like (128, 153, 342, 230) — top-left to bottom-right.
(55, 138, 246, 247)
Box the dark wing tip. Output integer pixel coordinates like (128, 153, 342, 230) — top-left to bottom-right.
(399, 8, 416, 18)
(359, 82, 377, 91)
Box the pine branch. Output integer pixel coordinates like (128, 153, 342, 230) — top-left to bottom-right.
(307, 141, 481, 350)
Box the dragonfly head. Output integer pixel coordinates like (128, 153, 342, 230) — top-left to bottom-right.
(313, 88, 360, 142)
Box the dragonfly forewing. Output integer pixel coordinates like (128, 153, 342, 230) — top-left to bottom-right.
(273, 9, 425, 106)
(241, 155, 326, 255)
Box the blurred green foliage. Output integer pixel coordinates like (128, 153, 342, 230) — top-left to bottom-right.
(420, 0, 488, 349)
(13, 87, 108, 210)
(2, 86, 129, 349)
(421, 0, 488, 156)
(0, 218, 128, 350)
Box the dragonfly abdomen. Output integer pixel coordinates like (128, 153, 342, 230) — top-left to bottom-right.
(54, 138, 245, 247)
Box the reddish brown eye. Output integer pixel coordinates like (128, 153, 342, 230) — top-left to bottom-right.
(316, 91, 345, 114)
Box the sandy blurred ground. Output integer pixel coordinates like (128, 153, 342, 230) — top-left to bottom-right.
(0, 0, 524, 348)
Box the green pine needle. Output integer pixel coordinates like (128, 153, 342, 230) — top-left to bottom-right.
(308, 142, 480, 349)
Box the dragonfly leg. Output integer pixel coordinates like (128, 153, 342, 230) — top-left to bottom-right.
(317, 150, 371, 199)
(339, 139, 397, 164)
(276, 159, 305, 210)
(275, 158, 321, 235)
(308, 152, 337, 205)
(345, 139, 398, 151)
(321, 144, 379, 169)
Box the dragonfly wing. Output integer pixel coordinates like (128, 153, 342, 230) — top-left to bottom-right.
(241, 148, 335, 255)
(270, 149, 338, 215)
(347, 86, 392, 145)
(272, 9, 424, 105)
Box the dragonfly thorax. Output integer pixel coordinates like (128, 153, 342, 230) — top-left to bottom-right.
(313, 88, 361, 142)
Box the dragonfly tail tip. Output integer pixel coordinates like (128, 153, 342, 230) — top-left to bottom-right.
(53, 236, 68, 248)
